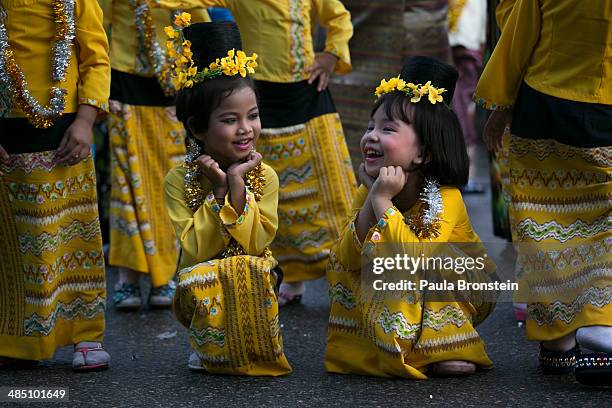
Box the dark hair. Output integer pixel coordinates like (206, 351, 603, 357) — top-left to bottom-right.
(173, 21, 256, 144)
(175, 76, 256, 137)
(371, 92, 469, 187)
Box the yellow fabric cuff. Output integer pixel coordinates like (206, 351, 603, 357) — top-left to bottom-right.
(79, 97, 109, 112)
(219, 189, 254, 228)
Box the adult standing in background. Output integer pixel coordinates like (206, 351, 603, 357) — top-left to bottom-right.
(476, 0, 611, 386)
(0, 0, 111, 370)
(153, 0, 358, 305)
(99, 0, 209, 310)
(448, 0, 487, 193)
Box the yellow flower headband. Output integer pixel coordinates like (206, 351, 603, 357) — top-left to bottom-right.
(374, 76, 446, 105)
(164, 13, 258, 91)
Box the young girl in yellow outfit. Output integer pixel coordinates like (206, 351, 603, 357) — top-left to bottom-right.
(325, 57, 496, 379)
(149, 0, 357, 306)
(163, 21, 291, 375)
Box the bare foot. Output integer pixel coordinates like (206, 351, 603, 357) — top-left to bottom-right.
(278, 281, 305, 306)
(430, 360, 476, 377)
(542, 331, 576, 352)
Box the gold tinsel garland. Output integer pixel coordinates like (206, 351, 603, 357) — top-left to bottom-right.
(404, 178, 443, 240)
(130, 0, 178, 96)
(0, 0, 73, 128)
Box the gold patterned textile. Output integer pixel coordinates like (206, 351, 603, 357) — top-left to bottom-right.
(108, 103, 185, 286)
(0, 152, 106, 360)
(260, 113, 356, 282)
(174, 256, 291, 375)
(509, 137, 612, 341)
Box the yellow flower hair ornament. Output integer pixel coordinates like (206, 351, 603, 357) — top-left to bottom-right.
(164, 14, 258, 91)
(374, 77, 446, 105)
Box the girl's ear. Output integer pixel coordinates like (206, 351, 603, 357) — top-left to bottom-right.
(187, 116, 198, 136)
(187, 117, 207, 150)
(414, 147, 431, 166)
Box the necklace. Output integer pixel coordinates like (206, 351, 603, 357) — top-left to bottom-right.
(405, 178, 443, 240)
(130, 0, 178, 96)
(0, 0, 75, 128)
(184, 138, 269, 257)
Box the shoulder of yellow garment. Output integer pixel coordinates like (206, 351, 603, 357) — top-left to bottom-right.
(439, 186, 463, 210)
(260, 162, 276, 178)
(164, 164, 186, 190)
(439, 185, 466, 220)
(439, 185, 462, 203)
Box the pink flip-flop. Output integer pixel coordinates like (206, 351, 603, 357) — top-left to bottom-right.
(72, 343, 110, 372)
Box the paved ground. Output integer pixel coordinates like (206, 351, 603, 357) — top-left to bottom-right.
(1, 146, 609, 407)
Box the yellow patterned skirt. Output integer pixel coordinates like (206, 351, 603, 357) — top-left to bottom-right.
(258, 113, 356, 282)
(325, 253, 494, 379)
(508, 136, 612, 341)
(0, 152, 106, 360)
(108, 103, 185, 286)
(174, 255, 292, 376)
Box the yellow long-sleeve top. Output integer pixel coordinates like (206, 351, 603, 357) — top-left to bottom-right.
(150, 0, 353, 83)
(99, 0, 210, 76)
(2, 0, 110, 117)
(334, 185, 489, 272)
(475, 0, 612, 109)
(495, 0, 515, 30)
(164, 163, 279, 270)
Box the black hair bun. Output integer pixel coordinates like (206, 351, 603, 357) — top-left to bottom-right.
(182, 21, 243, 69)
(400, 56, 459, 102)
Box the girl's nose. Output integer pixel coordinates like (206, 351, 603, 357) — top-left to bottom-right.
(238, 123, 253, 134)
(364, 129, 379, 142)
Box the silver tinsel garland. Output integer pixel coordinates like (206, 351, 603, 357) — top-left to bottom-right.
(51, 0, 75, 81)
(420, 177, 443, 228)
(0, 8, 11, 117)
(131, 0, 166, 75)
(0, 0, 73, 126)
(405, 177, 443, 240)
(130, 0, 179, 94)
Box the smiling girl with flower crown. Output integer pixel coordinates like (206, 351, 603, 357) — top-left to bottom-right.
(163, 21, 291, 375)
(325, 56, 497, 379)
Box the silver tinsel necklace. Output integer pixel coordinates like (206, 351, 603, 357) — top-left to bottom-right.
(405, 177, 443, 240)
